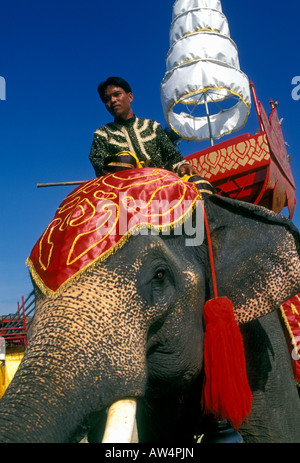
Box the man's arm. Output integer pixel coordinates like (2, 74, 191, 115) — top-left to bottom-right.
(89, 133, 110, 177)
(155, 124, 197, 176)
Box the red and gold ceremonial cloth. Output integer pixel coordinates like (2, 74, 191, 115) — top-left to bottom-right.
(280, 294, 300, 386)
(27, 168, 201, 296)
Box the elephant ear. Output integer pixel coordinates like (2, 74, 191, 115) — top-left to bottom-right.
(204, 195, 300, 325)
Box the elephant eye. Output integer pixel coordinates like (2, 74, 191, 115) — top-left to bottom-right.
(154, 269, 165, 280)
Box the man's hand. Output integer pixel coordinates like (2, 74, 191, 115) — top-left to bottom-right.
(178, 163, 199, 177)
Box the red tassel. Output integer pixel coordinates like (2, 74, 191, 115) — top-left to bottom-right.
(201, 297, 253, 430)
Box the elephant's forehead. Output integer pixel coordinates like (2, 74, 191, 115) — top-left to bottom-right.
(26, 168, 200, 297)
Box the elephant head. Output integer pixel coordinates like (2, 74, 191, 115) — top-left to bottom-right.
(0, 168, 299, 443)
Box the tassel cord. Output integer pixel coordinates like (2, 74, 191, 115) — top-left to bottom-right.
(199, 200, 218, 298)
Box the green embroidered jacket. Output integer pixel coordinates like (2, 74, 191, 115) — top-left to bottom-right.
(89, 116, 187, 177)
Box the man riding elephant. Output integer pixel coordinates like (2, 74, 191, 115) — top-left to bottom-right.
(89, 76, 196, 178)
(88, 76, 215, 198)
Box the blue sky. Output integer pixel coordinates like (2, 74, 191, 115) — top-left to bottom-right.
(0, 0, 299, 315)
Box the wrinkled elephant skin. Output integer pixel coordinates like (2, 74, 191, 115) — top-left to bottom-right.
(0, 194, 299, 443)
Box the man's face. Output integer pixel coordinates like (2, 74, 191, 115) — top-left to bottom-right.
(103, 85, 134, 120)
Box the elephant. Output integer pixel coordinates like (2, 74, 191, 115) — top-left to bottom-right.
(0, 167, 299, 443)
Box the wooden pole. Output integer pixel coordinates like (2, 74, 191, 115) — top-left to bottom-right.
(37, 180, 89, 188)
(204, 93, 214, 147)
(250, 81, 264, 133)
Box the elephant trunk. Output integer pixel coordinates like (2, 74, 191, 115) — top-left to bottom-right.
(0, 344, 84, 442)
(0, 288, 148, 442)
(0, 365, 68, 442)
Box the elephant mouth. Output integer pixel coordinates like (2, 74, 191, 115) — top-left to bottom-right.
(78, 398, 138, 443)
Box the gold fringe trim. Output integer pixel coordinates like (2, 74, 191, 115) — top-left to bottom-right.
(26, 230, 133, 299)
(26, 193, 202, 298)
(279, 304, 300, 358)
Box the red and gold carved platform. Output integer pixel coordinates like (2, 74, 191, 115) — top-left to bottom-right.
(185, 86, 296, 218)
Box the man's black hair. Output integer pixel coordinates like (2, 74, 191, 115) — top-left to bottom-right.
(97, 77, 132, 102)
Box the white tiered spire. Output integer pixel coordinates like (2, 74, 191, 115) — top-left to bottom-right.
(160, 0, 251, 143)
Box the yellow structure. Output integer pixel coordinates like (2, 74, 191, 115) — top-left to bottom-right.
(0, 350, 24, 399)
